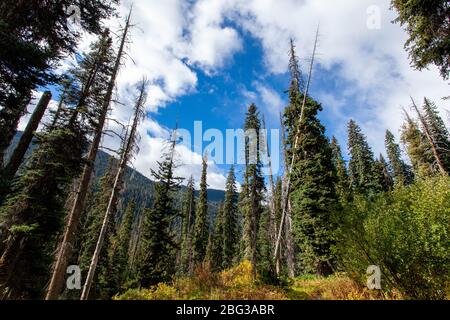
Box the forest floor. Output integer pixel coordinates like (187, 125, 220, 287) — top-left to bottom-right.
(116, 261, 403, 300)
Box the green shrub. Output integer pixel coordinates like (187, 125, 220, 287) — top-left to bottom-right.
(334, 177, 450, 299)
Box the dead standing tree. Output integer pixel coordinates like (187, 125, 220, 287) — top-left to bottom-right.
(81, 79, 147, 300)
(273, 26, 320, 277)
(46, 10, 133, 300)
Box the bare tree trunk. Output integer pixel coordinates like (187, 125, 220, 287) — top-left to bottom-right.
(81, 79, 146, 300)
(273, 26, 319, 275)
(411, 97, 448, 176)
(3, 91, 52, 179)
(45, 12, 132, 300)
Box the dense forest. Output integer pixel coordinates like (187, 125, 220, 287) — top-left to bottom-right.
(0, 1, 449, 300)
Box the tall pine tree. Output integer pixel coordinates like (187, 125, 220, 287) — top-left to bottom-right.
(193, 157, 209, 264)
(222, 166, 239, 269)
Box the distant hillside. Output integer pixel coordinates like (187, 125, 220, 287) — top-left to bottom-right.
(7, 132, 225, 223)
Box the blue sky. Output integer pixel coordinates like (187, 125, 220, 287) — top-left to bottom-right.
(21, 0, 449, 190)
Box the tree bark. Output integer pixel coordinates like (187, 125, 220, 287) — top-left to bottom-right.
(3, 91, 52, 179)
(81, 79, 145, 300)
(45, 12, 132, 300)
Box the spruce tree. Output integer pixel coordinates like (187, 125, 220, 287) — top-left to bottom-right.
(137, 135, 183, 287)
(422, 98, 450, 172)
(401, 112, 434, 177)
(385, 130, 414, 185)
(284, 95, 338, 275)
(0, 0, 118, 167)
(222, 166, 239, 269)
(373, 154, 394, 192)
(209, 203, 225, 271)
(77, 164, 116, 300)
(331, 136, 351, 202)
(107, 200, 136, 296)
(347, 120, 381, 195)
(180, 176, 196, 275)
(193, 157, 209, 264)
(0, 104, 88, 299)
(241, 104, 265, 277)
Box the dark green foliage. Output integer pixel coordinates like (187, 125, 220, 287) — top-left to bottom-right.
(222, 166, 239, 269)
(78, 164, 116, 299)
(330, 136, 351, 202)
(385, 130, 414, 185)
(401, 114, 434, 177)
(137, 140, 183, 287)
(107, 200, 136, 296)
(391, 0, 450, 80)
(193, 157, 209, 264)
(335, 176, 450, 299)
(284, 95, 339, 276)
(422, 98, 450, 172)
(179, 176, 196, 275)
(0, 0, 118, 166)
(208, 203, 225, 271)
(0, 124, 87, 299)
(347, 120, 381, 196)
(373, 154, 394, 192)
(240, 104, 265, 275)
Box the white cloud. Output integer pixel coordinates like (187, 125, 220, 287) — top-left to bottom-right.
(31, 0, 448, 188)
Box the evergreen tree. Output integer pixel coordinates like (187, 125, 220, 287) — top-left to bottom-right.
(222, 166, 239, 269)
(373, 154, 394, 192)
(391, 0, 450, 80)
(241, 104, 265, 277)
(209, 203, 225, 272)
(193, 157, 209, 264)
(107, 200, 136, 296)
(137, 136, 183, 287)
(385, 130, 414, 185)
(330, 136, 351, 202)
(401, 112, 434, 177)
(347, 120, 380, 195)
(77, 164, 116, 300)
(422, 98, 450, 172)
(284, 95, 338, 275)
(0, 106, 88, 299)
(0, 0, 118, 168)
(179, 176, 196, 275)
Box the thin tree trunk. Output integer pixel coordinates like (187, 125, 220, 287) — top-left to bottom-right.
(81, 79, 145, 300)
(411, 97, 447, 176)
(3, 91, 52, 179)
(45, 12, 132, 300)
(273, 26, 319, 274)
(0, 96, 31, 169)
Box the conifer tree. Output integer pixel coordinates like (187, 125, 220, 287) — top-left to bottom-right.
(373, 154, 394, 192)
(46, 13, 132, 299)
(0, 98, 88, 299)
(180, 176, 196, 275)
(81, 79, 147, 300)
(222, 166, 239, 269)
(107, 200, 136, 296)
(401, 111, 434, 178)
(0, 0, 118, 168)
(241, 104, 265, 277)
(193, 157, 209, 264)
(411, 98, 448, 176)
(331, 136, 351, 202)
(0, 28, 116, 298)
(347, 120, 380, 195)
(209, 203, 225, 271)
(422, 98, 450, 172)
(137, 133, 183, 287)
(385, 130, 414, 185)
(77, 163, 116, 300)
(284, 95, 338, 275)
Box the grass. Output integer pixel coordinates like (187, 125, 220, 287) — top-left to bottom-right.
(115, 261, 405, 300)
